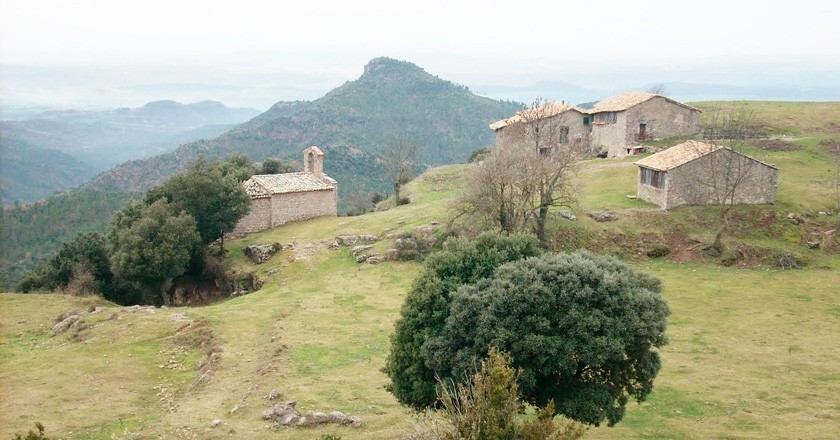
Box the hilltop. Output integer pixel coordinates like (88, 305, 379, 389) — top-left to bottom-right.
(84, 57, 521, 197)
(1, 105, 838, 437)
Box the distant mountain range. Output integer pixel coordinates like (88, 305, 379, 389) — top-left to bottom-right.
(84, 57, 521, 199)
(0, 100, 260, 204)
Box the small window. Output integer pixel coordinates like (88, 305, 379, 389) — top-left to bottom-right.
(640, 168, 665, 189)
(583, 116, 590, 125)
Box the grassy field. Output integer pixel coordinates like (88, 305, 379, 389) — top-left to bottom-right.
(2, 101, 839, 439)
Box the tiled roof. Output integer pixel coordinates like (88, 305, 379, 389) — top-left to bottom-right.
(635, 141, 720, 171)
(588, 92, 701, 113)
(244, 172, 336, 198)
(489, 101, 584, 131)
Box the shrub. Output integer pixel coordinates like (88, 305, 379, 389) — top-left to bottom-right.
(385, 233, 542, 409)
(423, 252, 670, 426)
(11, 422, 52, 440)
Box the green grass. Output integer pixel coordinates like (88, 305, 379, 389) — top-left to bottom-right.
(2, 102, 839, 439)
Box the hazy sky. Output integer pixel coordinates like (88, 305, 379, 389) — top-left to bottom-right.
(2, 0, 839, 109)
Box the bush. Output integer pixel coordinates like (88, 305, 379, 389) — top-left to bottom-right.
(11, 422, 51, 440)
(467, 147, 490, 163)
(385, 233, 542, 410)
(423, 251, 669, 426)
(405, 348, 585, 440)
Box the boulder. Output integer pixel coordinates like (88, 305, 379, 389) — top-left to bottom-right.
(50, 314, 82, 337)
(244, 243, 281, 264)
(350, 245, 374, 263)
(210, 419, 222, 428)
(558, 210, 577, 221)
(365, 255, 385, 264)
(587, 211, 618, 222)
(335, 235, 359, 246)
(360, 234, 379, 243)
(787, 213, 804, 225)
(385, 249, 399, 261)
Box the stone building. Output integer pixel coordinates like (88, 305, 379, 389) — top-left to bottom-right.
(489, 92, 701, 158)
(232, 146, 337, 234)
(489, 101, 590, 151)
(588, 92, 702, 157)
(635, 140, 778, 210)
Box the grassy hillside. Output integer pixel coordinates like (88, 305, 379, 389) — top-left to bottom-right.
(2, 101, 839, 438)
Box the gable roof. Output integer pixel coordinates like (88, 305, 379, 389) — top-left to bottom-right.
(489, 101, 584, 131)
(635, 141, 721, 171)
(244, 172, 337, 199)
(635, 140, 779, 171)
(588, 92, 701, 113)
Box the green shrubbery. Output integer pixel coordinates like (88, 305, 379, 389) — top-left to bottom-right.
(387, 241, 670, 427)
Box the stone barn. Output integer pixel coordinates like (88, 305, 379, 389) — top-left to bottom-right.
(232, 146, 337, 234)
(635, 140, 778, 210)
(587, 92, 702, 157)
(489, 101, 590, 151)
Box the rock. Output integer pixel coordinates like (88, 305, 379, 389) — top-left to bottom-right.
(385, 249, 399, 261)
(90, 306, 107, 314)
(304, 411, 330, 424)
(805, 241, 820, 249)
(329, 241, 340, 250)
(267, 389, 281, 400)
(50, 314, 81, 337)
(787, 213, 804, 224)
(329, 411, 348, 423)
(170, 312, 190, 322)
(395, 237, 417, 250)
(343, 416, 362, 426)
(229, 404, 239, 414)
(350, 245, 374, 263)
(210, 419, 222, 428)
(430, 221, 440, 226)
(244, 243, 281, 264)
(365, 255, 385, 264)
(267, 268, 279, 275)
(587, 210, 618, 222)
(335, 235, 359, 246)
(626, 194, 638, 199)
(360, 234, 379, 243)
(558, 210, 577, 221)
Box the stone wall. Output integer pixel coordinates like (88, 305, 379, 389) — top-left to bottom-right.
(232, 188, 338, 235)
(270, 189, 337, 228)
(639, 149, 778, 210)
(591, 97, 701, 158)
(622, 97, 701, 147)
(495, 110, 590, 150)
(232, 197, 272, 234)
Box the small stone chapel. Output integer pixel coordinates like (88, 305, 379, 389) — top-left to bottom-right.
(232, 146, 337, 234)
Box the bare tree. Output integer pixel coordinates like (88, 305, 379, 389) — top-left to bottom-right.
(384, 139, 419, 205)
(647, 83, 668, 96)
(689, 109, 767, 254)
(455, 99, 582, 242)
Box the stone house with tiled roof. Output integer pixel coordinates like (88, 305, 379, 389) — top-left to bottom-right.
(635, 140, 778, 210)
(489, 92, 701, 158)
(489, 101, 590, 151)
(232, 146, 337, 234)
(588, 92, 702, 157)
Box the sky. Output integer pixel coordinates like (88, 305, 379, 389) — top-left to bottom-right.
(1, 0, 839, 110)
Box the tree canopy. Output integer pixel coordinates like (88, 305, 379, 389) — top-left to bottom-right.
(384, 233, 542, 409)
(424, 251, 670, 426)
(108, 199, 200, 304)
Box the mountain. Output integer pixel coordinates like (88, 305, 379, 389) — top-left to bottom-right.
(0, 137, 99, 204)
(85, 57, 522, 199)
(0, 100, 260, 204)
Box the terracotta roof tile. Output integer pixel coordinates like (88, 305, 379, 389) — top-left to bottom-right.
(489, 101, 584, 131)
(588, 92, 701, 113)
(635, 141, 720, 171)
(244, 172, 336, 198)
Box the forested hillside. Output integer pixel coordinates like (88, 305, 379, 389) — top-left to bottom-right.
(0, 100, 259, 204)
(84, 57, 521, 198)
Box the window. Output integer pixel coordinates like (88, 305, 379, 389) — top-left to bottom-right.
(594, 112, 617, 124)
(640, 167, 664, 189)
(559, 126, 569, 144)
(583, 116, 590, 125)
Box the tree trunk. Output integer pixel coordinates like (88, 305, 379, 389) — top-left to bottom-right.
(160, 278, 172, 306)
(710, 227, 725, 256)
(536, 204, 549, 243)
(394, 182, 401, 205)
(220, 233, 225, 255)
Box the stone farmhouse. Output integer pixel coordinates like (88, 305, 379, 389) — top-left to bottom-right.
(232, 146, 337, 234)
(489, 101, 590, 150)
(635, 140, 778, 210)
(490, 92, 702, 158)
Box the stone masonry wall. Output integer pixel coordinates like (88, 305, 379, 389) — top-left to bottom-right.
(270, 189, 337, 228)
(495, 110, 590, 150)
(665, 150, 778, 209)
(622, 97, 701, 147)
(636, 168, 667, 207)
(232, 197, 272, 235)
